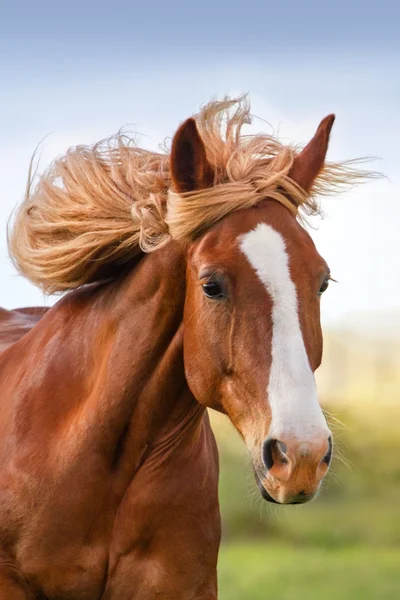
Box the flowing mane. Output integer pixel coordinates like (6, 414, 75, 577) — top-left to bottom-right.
(8, 97, 374, 294)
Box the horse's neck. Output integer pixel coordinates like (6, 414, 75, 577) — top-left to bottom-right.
(5, 242, 204, 486)
(63, 242, 202, 478)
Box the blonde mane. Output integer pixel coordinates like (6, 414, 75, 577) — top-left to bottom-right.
(8, 97, 375, 294)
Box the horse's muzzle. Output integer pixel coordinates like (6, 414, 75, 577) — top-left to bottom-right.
(256, 433, 332, 504)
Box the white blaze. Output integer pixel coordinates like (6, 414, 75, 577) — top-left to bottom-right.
(240, 223, 329, 442)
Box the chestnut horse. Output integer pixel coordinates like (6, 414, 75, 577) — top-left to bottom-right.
(0, 98, 369, 599)
(0, 308, 48, 353)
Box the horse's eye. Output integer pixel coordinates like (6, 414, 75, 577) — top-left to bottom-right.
(202, 281, 224, 299)
(319, 278, 329, 296)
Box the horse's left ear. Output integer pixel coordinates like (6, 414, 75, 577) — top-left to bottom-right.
(289, 114, 335, 193)
(170, 118, 214, 193)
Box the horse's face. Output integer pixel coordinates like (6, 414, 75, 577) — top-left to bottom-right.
(184, 202, 331, 504)
(170, 114, 335, 504)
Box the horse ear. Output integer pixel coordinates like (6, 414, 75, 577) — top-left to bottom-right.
(289, 114, 335, 193)
(170, 118, 214, 193)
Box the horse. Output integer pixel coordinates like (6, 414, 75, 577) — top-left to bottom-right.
(0, 97, 372, 599)
(0, 308, 48, 353)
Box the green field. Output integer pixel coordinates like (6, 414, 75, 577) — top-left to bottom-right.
(219, 543, 400, 600)
(212, 400, 400, 597)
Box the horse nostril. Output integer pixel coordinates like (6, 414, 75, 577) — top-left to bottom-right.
(322, 435, 333, 466)
(262, 437, 275, 470)
(262, 438, 288, 470)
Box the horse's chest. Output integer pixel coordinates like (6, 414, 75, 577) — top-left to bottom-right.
(104, 554, 217, 600)
(24, 544, 109, 600)
(103, 446, 220, 599)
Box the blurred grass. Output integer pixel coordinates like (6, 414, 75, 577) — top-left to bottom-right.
(212, 402, 400, 546)
(211, 395, 400, 596)
(218, 543, 400, 600)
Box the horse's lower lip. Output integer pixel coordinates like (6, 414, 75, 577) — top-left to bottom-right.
(256, 475, 316, 505)
(260, 486, 280, 504)
(256, 476, 280, 504)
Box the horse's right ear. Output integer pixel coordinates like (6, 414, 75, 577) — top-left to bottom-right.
(170, 118, 214, 193)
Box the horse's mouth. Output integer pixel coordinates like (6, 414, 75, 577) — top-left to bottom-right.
(257, 479, 280, 504)
(254, 469, 280, 504)
(254, 470, 316, 505)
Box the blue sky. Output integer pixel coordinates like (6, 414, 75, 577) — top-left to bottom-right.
(1, 2, 399, 329)
(2, 1, 399, 69)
